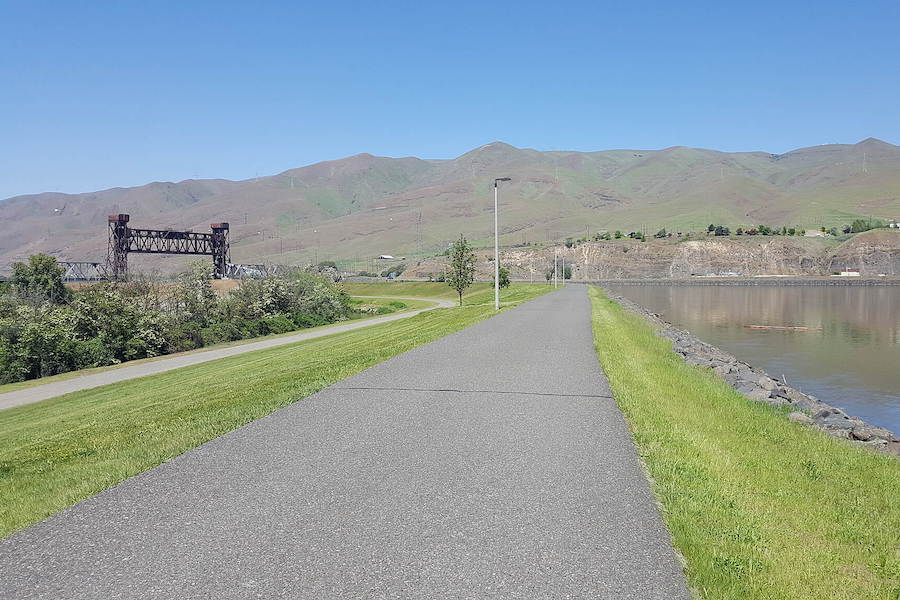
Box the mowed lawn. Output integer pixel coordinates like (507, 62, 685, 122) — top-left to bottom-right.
(0, 284, 551, 538)
(341, 280, 493, 301)
(589, 287, 900, 600)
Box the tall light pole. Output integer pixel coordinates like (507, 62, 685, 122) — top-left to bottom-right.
(554, 248, 558, 288)
(493, 177, 511, 310)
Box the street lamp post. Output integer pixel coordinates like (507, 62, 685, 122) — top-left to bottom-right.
(493, 177, 511, 310)
(554, 249, 558, 288)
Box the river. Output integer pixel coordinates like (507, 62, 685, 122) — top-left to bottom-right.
(603, 284, 900, 433)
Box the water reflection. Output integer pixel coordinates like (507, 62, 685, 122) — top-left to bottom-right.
(605, 285, 900, 433)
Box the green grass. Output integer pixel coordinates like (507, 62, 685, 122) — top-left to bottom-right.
(0, 284, 551, 538)
(0, 296, 432, 396)
(340, 281, 554, 305)
(588, 286, 900, 600)
(341, 281, 491, 301)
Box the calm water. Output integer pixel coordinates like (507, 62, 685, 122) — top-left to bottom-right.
(604, 285, 900, 433)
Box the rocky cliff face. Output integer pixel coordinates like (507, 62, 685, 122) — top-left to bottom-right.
(825, 231, 900, 276)
(497, 230, 900, 279)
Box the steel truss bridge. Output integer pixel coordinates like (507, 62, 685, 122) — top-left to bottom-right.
(107, 214, 230, 281)
(59, 261, 107, 282)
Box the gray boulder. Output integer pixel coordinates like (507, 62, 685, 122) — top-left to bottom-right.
(746, 389, 773, 401)
(850, 424, 898, 443)
(758, 376, 778, 391)
(788, 412, 814, 425)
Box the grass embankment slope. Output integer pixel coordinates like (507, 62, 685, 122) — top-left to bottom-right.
(589, 287, 900, 600)
(341, 281, 494, 301)
(0, 296, 431, 396)
(0, 283, 550, 538)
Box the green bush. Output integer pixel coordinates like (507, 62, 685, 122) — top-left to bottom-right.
(261, 315, 295, 335)
(290, 312, 329, 329)
(166, 321, 204, 353)
(0, 258, 352, 385)
(200, 322, 243, 346)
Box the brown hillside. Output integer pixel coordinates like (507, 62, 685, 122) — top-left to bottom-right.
(1, 139, 899, 273)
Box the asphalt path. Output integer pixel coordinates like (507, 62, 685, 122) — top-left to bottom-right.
(0, 296, 454, 411)
(0, 285, 689, 599)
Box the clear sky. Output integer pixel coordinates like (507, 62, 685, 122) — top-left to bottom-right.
(2, 0, 899, 199)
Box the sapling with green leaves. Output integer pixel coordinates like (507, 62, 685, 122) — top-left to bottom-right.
(446, 235, 476, 306)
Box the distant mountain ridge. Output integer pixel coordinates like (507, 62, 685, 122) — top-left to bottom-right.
(1, 138, 899, 271)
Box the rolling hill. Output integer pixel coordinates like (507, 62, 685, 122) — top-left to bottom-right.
(1, 138, 898, 273)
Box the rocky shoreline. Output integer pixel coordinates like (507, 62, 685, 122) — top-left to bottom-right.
(606, 292, 900, 456)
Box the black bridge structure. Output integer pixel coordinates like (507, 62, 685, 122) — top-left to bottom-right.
(107, 214, 230, 281)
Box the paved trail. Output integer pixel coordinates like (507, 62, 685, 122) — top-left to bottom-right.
(0, 286, 688, 599)
(0, 296, 454, 411)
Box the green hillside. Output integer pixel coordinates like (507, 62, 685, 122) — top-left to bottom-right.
(1, 138, 898, 271)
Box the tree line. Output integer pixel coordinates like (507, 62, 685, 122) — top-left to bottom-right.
(0, 254, 352, 384)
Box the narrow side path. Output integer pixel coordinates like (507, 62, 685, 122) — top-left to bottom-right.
(0, 286, 689, 599)
(0, 296, 453, 411)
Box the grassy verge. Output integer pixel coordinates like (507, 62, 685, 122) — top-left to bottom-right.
(0, 284, 551, 538)
(341, 281, 491, 301)
(588, 286, 900, 600)
(0, 296, 431, 395)
(341, 281, 554, 305)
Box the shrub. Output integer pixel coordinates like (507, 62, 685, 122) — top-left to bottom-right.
(0, 256, 353, 384)
(261, 315, 295, 335)
(10, 254, 71, 305)
(200, 322, 243, 346)
(290, 312, 329, 329)
(166, 321, 204, 353)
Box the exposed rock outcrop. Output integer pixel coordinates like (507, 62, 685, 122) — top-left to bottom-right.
(500, 231, 900, 280)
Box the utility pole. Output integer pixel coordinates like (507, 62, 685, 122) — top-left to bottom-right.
(416, 211, 423, 255)
(554, 249, 558, 288)
(493, 177, 511, 310)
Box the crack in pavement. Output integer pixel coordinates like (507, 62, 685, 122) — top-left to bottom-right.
(329, 385, 616, 400)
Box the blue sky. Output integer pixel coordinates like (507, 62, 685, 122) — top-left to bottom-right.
(2, 0, 899, 199)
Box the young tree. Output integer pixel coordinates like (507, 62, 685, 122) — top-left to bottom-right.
(493, 266, 511, 289)
(446, 235, 476, 306)
(614, 230, 623, 239)
(11, 254, 71, 304)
